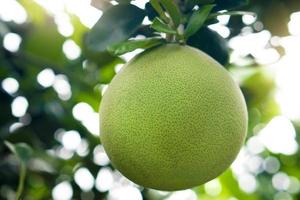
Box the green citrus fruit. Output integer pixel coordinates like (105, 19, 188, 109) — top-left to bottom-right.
(99, 44, 247, 191)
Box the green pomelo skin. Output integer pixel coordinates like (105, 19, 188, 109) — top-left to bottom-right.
(99, 44, 248, 191)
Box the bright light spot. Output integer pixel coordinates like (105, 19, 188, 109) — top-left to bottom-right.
(9, 122, 23, 133)
(95, 167, 114, 192)
(258, 116, 298, 155)
(287, 177, 300, 194)
(0, 0, 27, 24)
(114, 64, 124, 73)
(63, 39, 81, 60)
(82, 112, 99, 136)
(108, 185, 143, 200)
(274, 192, 292, 200)
(72, 102, 99, 135)
(242, 14, 256, 25)
(101, 84, 109, 96)
(34, 0, 64, 15)
(146, 190, 170, 199)
(165, 189, 197, 200)
(288, 12, 300, 35)
(253, 21, 264, 32)
(65, 0, 102, 28)
(204, 179, 222, 196)
(231, 147, 250, 177)
(275, 44, 300, 121)
(110, 1, 118, 5)
(55, 13, 74, 37)
(142, 17, 151, 25)
(55, 146, 74, 160)
(72, 102, 94, 121)
(1, 77, 19, 94)
(76, 139, 89, 157)
(74, 168, 95, 191)
(245, 156, 263, 174)
(217, 15, 230, 25)
(271, 36, 281, 46)
(54, 128, 65, 142)
(131, 0, 147, 9)
(93, 145, 110, 166)
(246, 136, 265, 155)
(113, 170, 137, 187)
(238, 173, 257, 193)
(3, 33, 22, 52)
(62, 130, 81, 150)
(52, 181, 73, 200)
(37, 68, 56, 88)
(11, 96, 29, 117)
(121, 49, 143, 62)
(229, 30, 271, 57)
(272, 172, 290, 191)
(252, 48, 280, 65)
(53, 74, 72, 100)
(208, 24, 230, 38)
(34, 0, 102, 28)
(263, 156, 280, 174)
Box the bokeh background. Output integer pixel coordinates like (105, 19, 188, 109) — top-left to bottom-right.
(1, 0, 300, 199)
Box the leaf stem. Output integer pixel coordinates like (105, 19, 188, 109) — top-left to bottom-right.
(15, 163, 26, 200)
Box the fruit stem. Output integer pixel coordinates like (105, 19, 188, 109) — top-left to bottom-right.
(15, 163, 26, 200)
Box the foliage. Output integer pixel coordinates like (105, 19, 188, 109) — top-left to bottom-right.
(1, 0, 300, 199)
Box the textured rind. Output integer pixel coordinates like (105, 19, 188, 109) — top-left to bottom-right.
(99, 44, 248, 191)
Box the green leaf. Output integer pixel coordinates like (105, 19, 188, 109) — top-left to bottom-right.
(184, 4, 215, 38)
(151, 17, 177, 34)
(187, 27, 229, 65)
(86, 4, 145, 52)
(150, 0, 169, 23)
(5, 141, 33, 163)
(107, 38, 165, 55)
(160, 0, 181, 27)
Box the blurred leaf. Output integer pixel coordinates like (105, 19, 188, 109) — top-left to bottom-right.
(4, 141, 33, 163)
(254, 0, 290, 36)
(69, 14, 89, 47)
(134, 25, 158, 37)
(0, 21, 9, 38)
(160, 0, 182, 27)
(187, 27, 229, 65)
(184, 4, 215, 38)
(18, 0, 46, 25)
(150, 0, 169, 23)
(91, 0, 113, 10)
(86, 4, 145, 52)
(21, 18, 67, 65)
(145, 2, 159, 21)
(151, 17, 177, 34)
(83, 41, 118, 67)
(107, 38, 165, 55)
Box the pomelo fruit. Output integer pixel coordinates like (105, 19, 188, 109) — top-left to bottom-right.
(99, 44, 248, 191)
